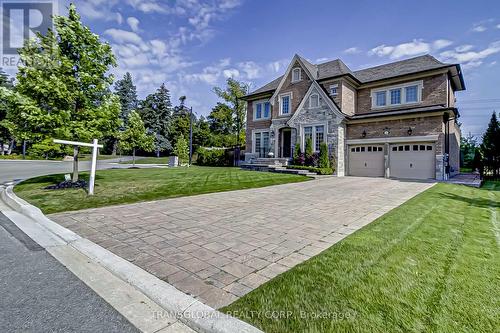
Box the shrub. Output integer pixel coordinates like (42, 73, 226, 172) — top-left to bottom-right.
(319, 142, 330, 169)
(196, 147, 231, 166)
(306, 152, 319, 167)
(293, 142, 301, 161)
(305, 138, 313, 160)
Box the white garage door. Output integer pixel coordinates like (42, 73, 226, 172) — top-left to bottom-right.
(389, 143, 435, 180)
(348, 145, 385, 177)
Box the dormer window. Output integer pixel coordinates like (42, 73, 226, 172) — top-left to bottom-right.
(292, 68, 301, 82)
(309, 94, 319, 108)
(329, 84, 338, 96)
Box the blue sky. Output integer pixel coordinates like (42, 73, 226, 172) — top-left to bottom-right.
(31, 1, 500, 137)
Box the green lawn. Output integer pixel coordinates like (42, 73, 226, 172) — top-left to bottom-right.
(222, 182, 500, 333)
(15, 167, 308, 214)
(118, 157, 170, 164)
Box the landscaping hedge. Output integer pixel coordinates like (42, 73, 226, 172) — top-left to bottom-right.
(195, 147, 232, 166)
(287, 165, 334, 175)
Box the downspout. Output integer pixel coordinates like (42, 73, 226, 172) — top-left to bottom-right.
(443, 113, 450, 180)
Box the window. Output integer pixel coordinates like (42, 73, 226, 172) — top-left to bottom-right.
(390, 88, 401, 105)
(427, 145, 432, 151)
(280, 94, 291, 115)
(351, 148, 355, 152)
(392, 146, 397, 151)
(368, 146, 372, 152)
(329, 84, 338, 96)
(303, 125, 325, 152)
(405, 85, 418, 103)
(420, 145, 425, 151)
(254, 100, 270, 120)
(413, 145, 419, 151)
(254, 131, 270, 157)
(292, 68, 301, 82)
(315, 126, 324, 151)
(375, 91, 386, 106)
(304, 127, 312, 143)
(372, 81, 422, 108)
(310, 94, 319, 108)
(404, 145, 410, 151)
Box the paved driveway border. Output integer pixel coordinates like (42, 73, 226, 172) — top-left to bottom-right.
(0, 185, 263, 333)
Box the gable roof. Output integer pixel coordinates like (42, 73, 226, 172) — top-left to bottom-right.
(244, 54, 464, 99)
(287, 81, 346, 126)
(353, 55, 452, 83)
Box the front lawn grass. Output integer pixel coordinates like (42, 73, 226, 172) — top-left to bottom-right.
(222, 182, 500, 333)
(118, 157, 170, 164)
(14, 167, 308, 214)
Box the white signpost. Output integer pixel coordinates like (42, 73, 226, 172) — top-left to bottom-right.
(53, 139, 103, 195)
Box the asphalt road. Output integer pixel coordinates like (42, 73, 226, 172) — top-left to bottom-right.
(0, 158, 136, 184)
(0, 212, 139, 333)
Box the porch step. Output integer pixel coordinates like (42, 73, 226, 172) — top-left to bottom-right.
(248, 157, 291, 166)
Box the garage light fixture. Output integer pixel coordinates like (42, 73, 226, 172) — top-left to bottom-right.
(407, 127, 413, 136)
(383, 127, 390, 135)
(362, 130, 367, 138)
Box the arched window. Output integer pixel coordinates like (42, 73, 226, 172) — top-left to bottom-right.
(292, 68, 301, 82)
(309, 94, 319, 108)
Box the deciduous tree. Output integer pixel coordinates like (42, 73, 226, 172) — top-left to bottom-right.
(13, 4, 120, 180)
(119, 111, 154, 165)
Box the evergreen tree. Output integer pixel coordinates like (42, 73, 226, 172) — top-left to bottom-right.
(11, 4, 120, 180)
(119, 111, 154, 165)
(115, 72, 138, 125)
(319, 142, 330, 169)
(481, 111, 500, 177)
(460, 132, 477, 169)
(0, 68, 13, 88)
(139, 83, 172, 157)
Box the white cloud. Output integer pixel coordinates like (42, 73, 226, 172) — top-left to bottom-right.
(344, 47, 360, 54)
(238, 61, 262, 79)
(77, 0, 121, 22)
(104, 28, 144, 45)
(316, 57, 329, 62)
(369, 39, 454, 59)
(455, 44, 473, 52)
(126, 0, 167, 13)
(433, 39, 453, 50)
(127, 17, 140, 32)
(223, 69, 240, 78)
(497, 24, 500, 29)
(472, 25, 487, 32)
(440, 41, 500, 69)
(266, 59, 289, 73)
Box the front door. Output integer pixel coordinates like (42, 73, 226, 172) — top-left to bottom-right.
(282, 130, 291, 158)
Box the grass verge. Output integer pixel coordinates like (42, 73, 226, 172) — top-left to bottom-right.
(222, 182, 500, 333)
(118, 157, 170, 164)
(14, 166, 308, 214)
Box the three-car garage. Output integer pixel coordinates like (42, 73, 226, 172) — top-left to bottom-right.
(348, 141, 436, 180)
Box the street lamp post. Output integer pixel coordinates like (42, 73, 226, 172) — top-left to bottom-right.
(189, 106, 193, 166)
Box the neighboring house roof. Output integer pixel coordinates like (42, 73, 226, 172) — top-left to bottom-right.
(244, 54, 464, 99)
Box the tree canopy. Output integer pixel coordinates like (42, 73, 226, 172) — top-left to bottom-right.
(115, 72, 138, 125)
(481, 111, 500, 177)
(119, 111, 154, 164)
(11, 3, 120, 157)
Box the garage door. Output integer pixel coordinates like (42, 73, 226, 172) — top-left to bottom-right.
(389, 143, 435, 180)
(348, 145, 385, 177)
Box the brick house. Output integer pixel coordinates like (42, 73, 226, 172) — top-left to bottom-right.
(241, 54, 465, 180)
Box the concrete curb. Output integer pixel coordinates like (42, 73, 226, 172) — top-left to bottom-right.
(1, 185, 263, 333)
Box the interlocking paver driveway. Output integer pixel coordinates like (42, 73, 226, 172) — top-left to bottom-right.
(50, 177, 434, 308)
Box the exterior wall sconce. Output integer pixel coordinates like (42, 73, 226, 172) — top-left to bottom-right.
(383, 127, 390, 136)
(361, 130, 367, 138)
(407, 127, 413, 136)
